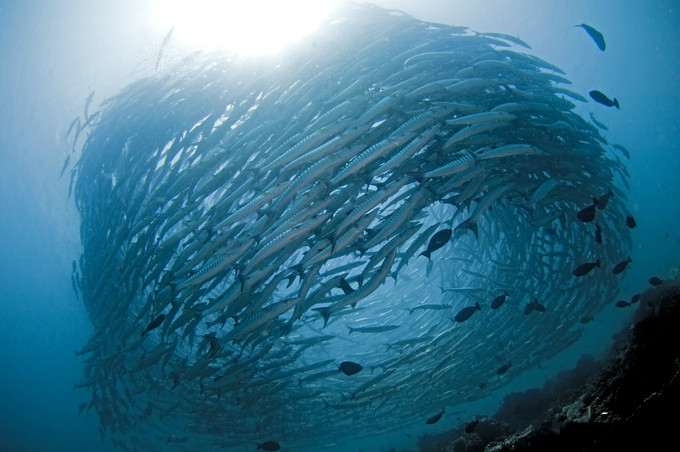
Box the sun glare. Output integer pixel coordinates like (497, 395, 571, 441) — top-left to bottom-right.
(154, 0, 339, 54)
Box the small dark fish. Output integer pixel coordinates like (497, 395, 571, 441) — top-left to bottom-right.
(649, 277, 663, 286)
(141, 314, 166, 337)
(465, 419, 479, 433)
(589, 112, 608, 131)
(576, 23, 606, 51)
(257, 440, 280, 451)
(338, 361, 363, 376)
(612, 257, 632, 275)
(577, 202, 597, 222)
(496, 362, 512, 375)
(631, 293, 640, 304)
(615, 300, 631, 308)
(339, 278, 355, 295)
(595, 224, 602, 244)
(580, 315, 594, 324)
(454, 302, 481, 323)
(573, 260, 600, 277)
(59, 155, 71, 178)
(524, 298, 546, 315)
(589, 90, 619, 109)
(490, 293, 508, 310)
(595, 188, 613, 210)
(420, 228, 452, 259)
(425, 408, 445, 425)
(626, 215, 637, 228)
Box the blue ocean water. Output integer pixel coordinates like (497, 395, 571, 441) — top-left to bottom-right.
(0, 1, 678, 451)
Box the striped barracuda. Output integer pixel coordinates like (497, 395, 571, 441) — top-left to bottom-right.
(72, 3, 631, 450)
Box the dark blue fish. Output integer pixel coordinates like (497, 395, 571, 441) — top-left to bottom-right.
(595, 188, 613, 210)
(573, 260, 600, 277)
(454, 302, 481, 322)
(612, 257, 632, 275)
(524, 298, 546, 315)
(577, 202, 597, 222)
(496, 362, 512, 375)
(425, 408, 444, 424)
(595, 224, 603, 244)
(649, 277, 663, 286)
(420, 229, 452, 259)
(490, 293, 508, 310)
(615, 300, 631, 308)
(631, 293, 640, 304)
(338, 361, 363, 376)
(626, 215, 637, 228)
(142, 314, 166, 337)
(576, 23, 606, 51)
(589, 90, 619, 109)
(257, 440, 280, 451)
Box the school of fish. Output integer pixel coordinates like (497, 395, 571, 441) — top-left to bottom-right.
(69, 3, 633, 450)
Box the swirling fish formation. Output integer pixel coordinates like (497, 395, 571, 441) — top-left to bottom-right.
(71, 3, 632, 450)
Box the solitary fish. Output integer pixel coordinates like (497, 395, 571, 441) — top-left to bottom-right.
(425, 408, 444, 425)
(454, 302, 481, 322)
(338, 361, 363, 376)
(496, 362, 512, 375)
(577, 202, 597, 222)
(631, 293, 640, 304)
(573, 260, 600, 277)
(612, 257, 632, 275)
(141, 314, 166, 337)
(615, 300, 631, 308)
(524, 298, 546, 315)
(576, 23, 606, 51)
(420, 229, 452, 259)
(589, 90, 620, 109)
(257, 441, 280, 451)
(649, 277, 663, 286)
(490, 293, 508, 310)
(595, 188, 613, 210)
(626, 215, 637, 229)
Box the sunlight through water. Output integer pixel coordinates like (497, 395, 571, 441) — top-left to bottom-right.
(154, 0, 339, 54)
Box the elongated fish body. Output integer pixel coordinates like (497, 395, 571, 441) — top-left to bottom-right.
(346, 325, 400, 335)
(576, 23, 606, 51)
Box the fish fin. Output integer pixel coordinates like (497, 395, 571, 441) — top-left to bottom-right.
(346, 326, 354, 335)
(313, 307, 332, 328)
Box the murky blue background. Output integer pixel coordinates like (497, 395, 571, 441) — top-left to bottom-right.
(1, 1, 678, 450)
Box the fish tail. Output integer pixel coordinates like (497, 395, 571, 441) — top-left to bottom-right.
(346, 326, 354, 335)
(419, 250, 431, 259)
(613, 98, 620, 109)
